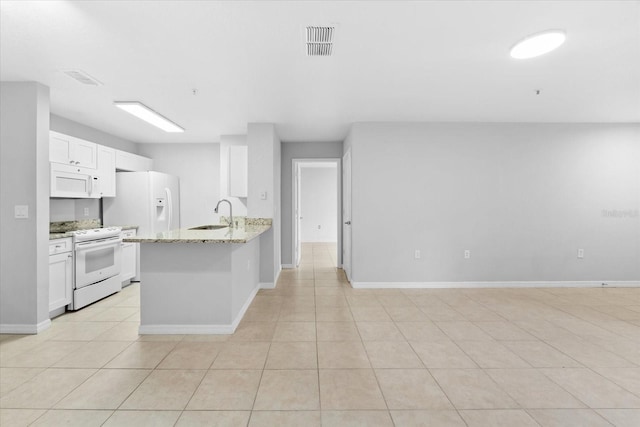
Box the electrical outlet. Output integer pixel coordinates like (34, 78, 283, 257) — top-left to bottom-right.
(414, 250, 421, 259)
(14, 205, 28, 219)
(577, 248, 584, 259)
(464, 250, 471, 259)
(84, 207, 90, 216)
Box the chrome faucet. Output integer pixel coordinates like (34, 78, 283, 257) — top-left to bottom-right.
(214, 199, 233, 228)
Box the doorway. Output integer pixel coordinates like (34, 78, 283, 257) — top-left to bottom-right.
(292, 159, 341, 268)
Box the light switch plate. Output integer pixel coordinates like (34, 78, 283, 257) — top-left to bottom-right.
(14, 205, 29, 219)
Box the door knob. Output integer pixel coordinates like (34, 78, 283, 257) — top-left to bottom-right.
(344, 221, 351, 225)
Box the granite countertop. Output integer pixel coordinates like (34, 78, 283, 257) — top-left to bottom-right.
(113, 225, 139, 231)
(49, 224, 138, 240)
(49, 232, 73, 240)
(124, 218, 271, 244)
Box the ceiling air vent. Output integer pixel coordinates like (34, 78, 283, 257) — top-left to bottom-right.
(305, 26, 335, 56)
(63, 69, 103, 86)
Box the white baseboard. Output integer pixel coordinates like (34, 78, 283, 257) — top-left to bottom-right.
(37, 319, 51, 333)
(261, 267, 282, 289)
(282, 264, 295, 269)
(0, 319, 51, 334)
(351, 280, 640, 289)
(49, 306, 66, 319)
(138, 284, 261, 335)
(230, 285, 260, 331)
(138, 324, 236, 334)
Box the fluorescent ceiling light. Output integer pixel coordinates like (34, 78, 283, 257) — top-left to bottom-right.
(510, 30, 566, 59)
(114, 101, 184, 132)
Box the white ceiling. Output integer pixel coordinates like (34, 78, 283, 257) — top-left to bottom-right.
(1, 1, 639, 144)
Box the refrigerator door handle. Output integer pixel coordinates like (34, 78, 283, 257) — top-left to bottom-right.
(165, 187, 172, 231)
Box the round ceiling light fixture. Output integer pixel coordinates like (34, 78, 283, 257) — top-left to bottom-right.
(510, 30, 566, 59)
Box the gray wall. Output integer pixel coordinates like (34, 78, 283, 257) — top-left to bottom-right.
(300, 166, 338, 242)
(281, 142, 343, 265)
(0, 82, 50, 330)
(49, 198, 101, 223)
(50, 114, 139, 153)
(247, 124, 282, 285)
(138, 143, 221, 229)
(347, 122, 640, 285)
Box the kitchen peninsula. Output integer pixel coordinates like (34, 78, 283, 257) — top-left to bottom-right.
(124, 218, 272, 334)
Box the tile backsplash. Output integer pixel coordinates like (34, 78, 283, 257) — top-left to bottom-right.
(50, 219, 101, 233)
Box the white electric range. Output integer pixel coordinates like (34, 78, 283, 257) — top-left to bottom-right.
(70, 226, 122, 310)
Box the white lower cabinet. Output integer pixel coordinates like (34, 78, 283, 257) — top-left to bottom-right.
(121, 229, 137, 284)
(49, 238, 73, 316)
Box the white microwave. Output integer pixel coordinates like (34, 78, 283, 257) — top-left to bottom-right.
(50, 164, 100, 198)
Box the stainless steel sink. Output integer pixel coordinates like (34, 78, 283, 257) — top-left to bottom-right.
(188, 225, 228, 230)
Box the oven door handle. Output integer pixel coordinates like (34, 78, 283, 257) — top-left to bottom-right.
(75, 237, 121, 251)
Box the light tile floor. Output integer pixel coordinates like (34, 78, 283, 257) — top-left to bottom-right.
(1, 242, 639, 426)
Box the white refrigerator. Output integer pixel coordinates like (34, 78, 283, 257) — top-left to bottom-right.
(103, 171, 180, 280)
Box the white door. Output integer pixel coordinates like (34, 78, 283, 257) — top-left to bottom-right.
(342, 150, 352, 281)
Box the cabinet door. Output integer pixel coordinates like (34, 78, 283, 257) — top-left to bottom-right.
(120, 229, 138, 282)
(49, 252, 73, 312)
(50, 132, 73, 165)
(120, 243, 136, 281)
(115, 150, 153, 172)
(71, 138, 97, 169)
(97, 146, 116, 197)
(50, 131, 97, 169)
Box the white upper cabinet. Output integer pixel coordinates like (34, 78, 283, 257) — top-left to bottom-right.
(97, 146, 116, 197)
(115, 149, 153, 172)
(229, 145, 248, 197)
(50, 131, 97, 169)
(49, 131, 150, 198)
